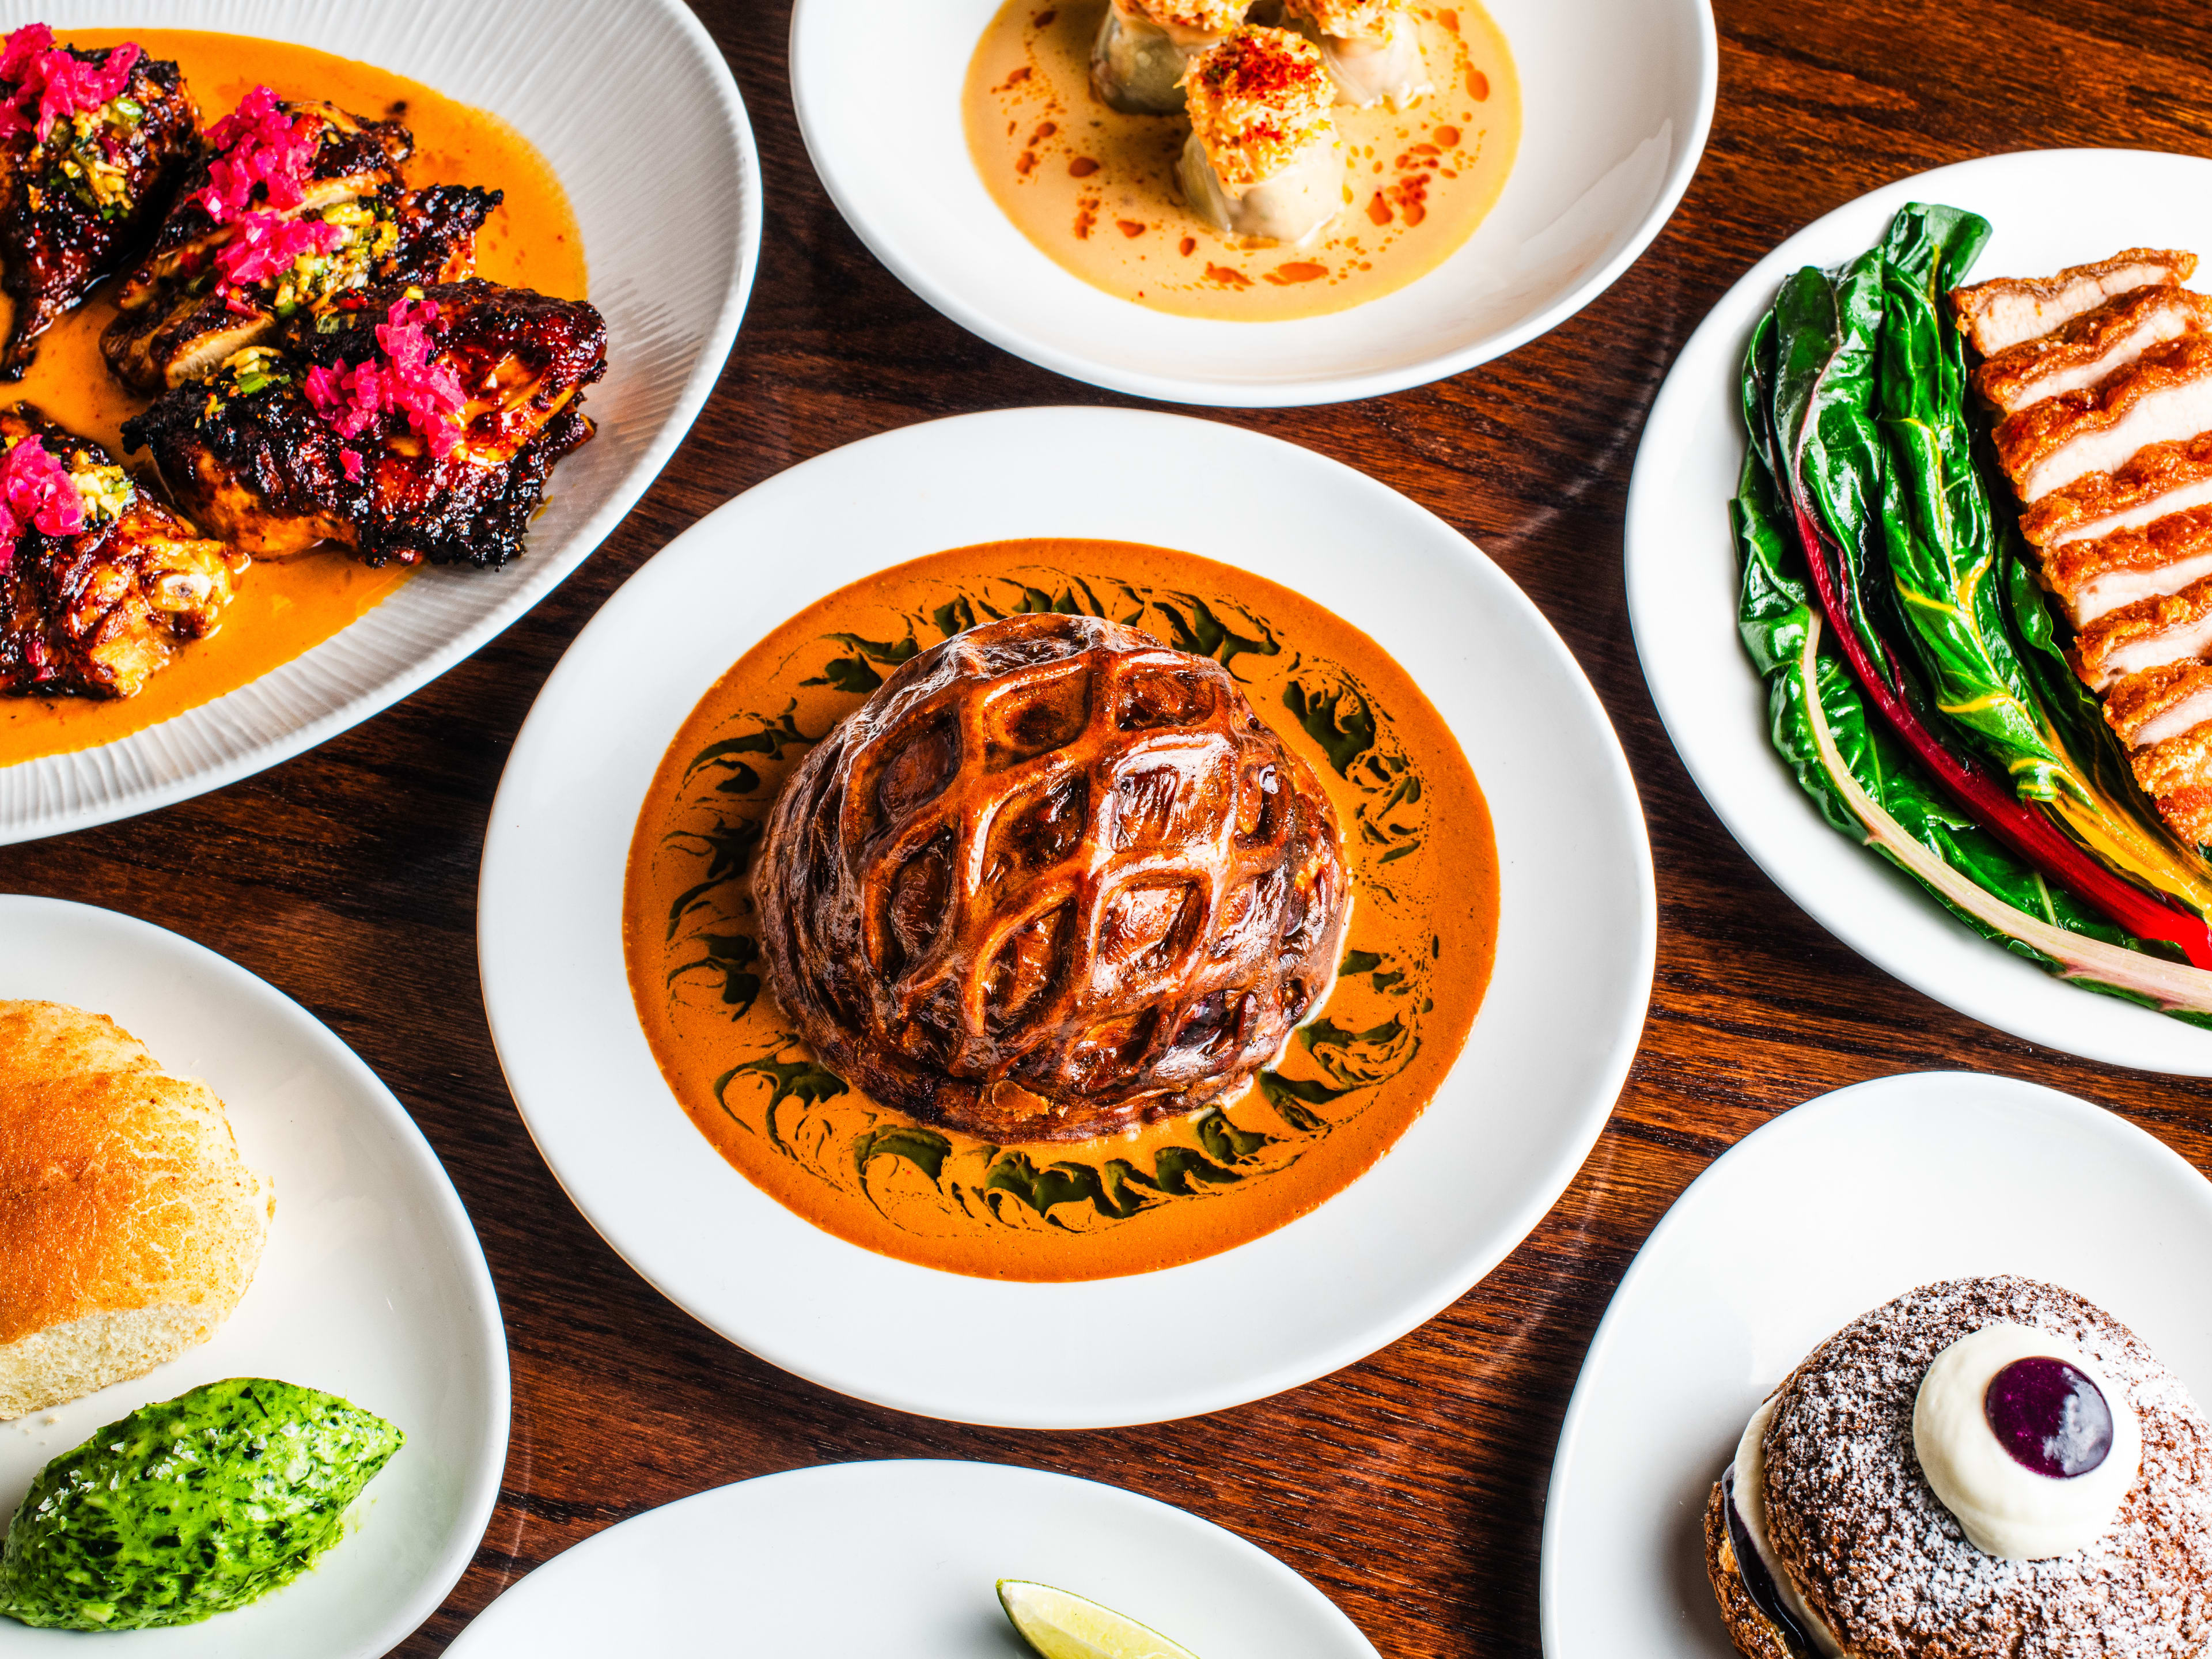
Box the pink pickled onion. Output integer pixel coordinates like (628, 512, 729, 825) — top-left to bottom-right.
(0, 24, 139, 142)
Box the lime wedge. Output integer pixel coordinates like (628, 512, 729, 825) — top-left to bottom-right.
(997, 1580, 1202, 1659)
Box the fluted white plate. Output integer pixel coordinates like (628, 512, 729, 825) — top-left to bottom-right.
(790, 0, 1713, 407)
(0, 0, 760, 846)
(444, 1461, 1377, 1657)
(0, 896, 507, 1659)
(1626, 150, 2212, 1073)
(479, 406, 1655, 1428)
(1541, 1070, 2212, 1658)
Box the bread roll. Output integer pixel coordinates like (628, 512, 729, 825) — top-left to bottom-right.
(0, 1001, 273, 1419)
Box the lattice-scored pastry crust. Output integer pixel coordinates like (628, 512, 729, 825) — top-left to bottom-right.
(756, 613, 1350, 1143)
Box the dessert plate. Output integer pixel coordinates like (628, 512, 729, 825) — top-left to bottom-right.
(1540, 1070, 2212, 1658)
(1, 0, 761, 846)
(0, 895, 508, 1659)
(789, 0, 1714, 407)
(478, 406, 1655, 1429)
(442, 1460, 1377, 1657)
(1626, 149, 2212, 1073)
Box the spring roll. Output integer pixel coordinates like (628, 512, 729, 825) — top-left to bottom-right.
(1090, 0, 1251, 115)
(1176, 26, 1344, 248)
(1282, 0, 1430, 110)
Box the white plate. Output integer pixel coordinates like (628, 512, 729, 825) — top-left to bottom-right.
(1540, 1070, 2212, 1658)
(444, 1460, 1377, 1657)
(1625, 149, 2212, 1074)
(0, 0, 762, 846)
(479, 405, 1655, 1429)
(0, 896, 507, 1658)
(789, 0, 1714, 407)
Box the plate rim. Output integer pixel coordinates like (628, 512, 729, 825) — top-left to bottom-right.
(0, 892, 512, 1659)
(1622, 146, 2212, 1073)
(0, 0, 764, 847)
(442, 1457, 1378, 1656)
(1535, 1068, 2212, 1657)
(477, 403, 1656, 1429)
(785, 0, 1719, 408)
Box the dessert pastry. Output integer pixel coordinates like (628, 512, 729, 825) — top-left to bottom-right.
(1281, 0, 1431, 110)
(1176, 26, 1344, 249)
(1706, 1276, 2212, 1658)
(1089, 0, 1249, 115)
(753, 612, 1350, 1143)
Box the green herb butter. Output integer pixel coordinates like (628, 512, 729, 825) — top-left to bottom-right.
(0, 1377, 404, 1631)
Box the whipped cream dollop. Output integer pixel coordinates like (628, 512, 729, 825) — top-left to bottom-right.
(1912, 1321, 2141, 1559)
(1730, 1395, 1845, 1658)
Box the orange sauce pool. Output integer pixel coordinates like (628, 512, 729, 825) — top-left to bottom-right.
(964, 2, 1520, 321)
(0, 29, 589, 769)
(624, 540, 1501, 1282)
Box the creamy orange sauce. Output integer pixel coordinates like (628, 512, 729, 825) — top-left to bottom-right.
(0, 29, 589, 769)
(964, 3, 1520, 321)
(624, 540, 1500, 1282)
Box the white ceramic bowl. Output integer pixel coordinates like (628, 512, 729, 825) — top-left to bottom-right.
(0, 0, 762, 846)
(789, 0, 1715, 407)
(478, 406, 1656, 1429)
(1541, 1070, 2212, 1658)
(1625, 149, 2212, 1074)
(444, 1461, 1377, 1658)
(0, 896, 508, 1659)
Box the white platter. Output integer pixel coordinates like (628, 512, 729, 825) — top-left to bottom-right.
(0, 896, 507, 1658)
(1625, 149, 2212, 1074)
(444, 1460, 1377, 1657)
(1540, 1070, 2212, 1659)
(789, 0, 1714, 407)
(0, 0, 761, 846)
(478, 406, 1654, 1429)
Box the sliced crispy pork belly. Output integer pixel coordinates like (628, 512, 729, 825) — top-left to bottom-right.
(1993, 334, 2212, 501)
(2020, 430, 2212, 549)
(1952, 247, 2198, 357)
(1974, 285, 2212, 415)
(2101, 662, 2212, 843)
(2043, 504, 2212, 628)
(2074, 575, 2212, 691)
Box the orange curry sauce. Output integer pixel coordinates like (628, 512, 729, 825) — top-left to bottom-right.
(624, 540, 1501, 1282)
(0, 29, 588, 768)
(964, 2, 1520, 321)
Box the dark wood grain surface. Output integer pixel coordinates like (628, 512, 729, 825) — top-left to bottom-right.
(10, 1, 2212, 1652)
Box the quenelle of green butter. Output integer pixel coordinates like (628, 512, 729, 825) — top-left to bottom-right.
(0, 1377, 404, 1630)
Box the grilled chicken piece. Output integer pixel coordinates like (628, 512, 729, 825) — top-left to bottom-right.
(2074, 575, 2212, 691)
(103, 182, 500, 391)
(123, 279, 606, 569)
(2041, 505, 2212, 630)
(0, 406, 237, 699)
(1953, 248, 2198, 357)
(0, 37, 196, 378)
(1993, 334, 2212, 501)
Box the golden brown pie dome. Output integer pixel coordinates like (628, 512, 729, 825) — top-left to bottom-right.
(753, 611, 1351, 1142)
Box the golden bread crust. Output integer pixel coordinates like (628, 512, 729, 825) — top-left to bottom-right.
(0, 1001, 271, 1348)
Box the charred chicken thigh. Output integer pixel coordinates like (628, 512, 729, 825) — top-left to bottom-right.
(0, 406, 237, 699)
(124, 278, 606, 569)
(0, 26, 197, 377)
(103, 89, 499, 391)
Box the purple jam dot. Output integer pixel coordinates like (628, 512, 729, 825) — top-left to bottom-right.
(1984, 1357, 2113, 1479)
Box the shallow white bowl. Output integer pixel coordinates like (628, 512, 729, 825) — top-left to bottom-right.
(789, 0, 1715, 407)
(0, 0, 762, 846)
(444, 1460, 1376, 1657)
(1625, 150, 2212, 1074)
(1540, 1070, 2212, 1658)
(478, 406, 1654, 1429)
(0, 896, 507, 1659)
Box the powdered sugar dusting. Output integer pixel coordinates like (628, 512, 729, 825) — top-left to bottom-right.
(1762, 1277, 2212, 1658)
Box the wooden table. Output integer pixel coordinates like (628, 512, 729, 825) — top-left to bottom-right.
(10, 2, 2212, 1652)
